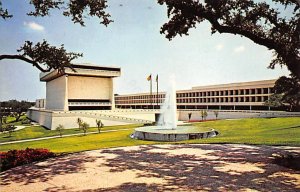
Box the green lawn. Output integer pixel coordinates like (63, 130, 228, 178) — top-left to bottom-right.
(0, 117, 299, 153)
(0, 124, 142, 143)
(2, 115, 29, 126)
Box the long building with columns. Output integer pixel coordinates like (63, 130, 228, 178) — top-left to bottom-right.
(115, 79, 277, 111)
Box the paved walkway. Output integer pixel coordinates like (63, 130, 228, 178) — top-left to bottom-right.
(1, 144, 299, 192)
(0, 128, 132, 145)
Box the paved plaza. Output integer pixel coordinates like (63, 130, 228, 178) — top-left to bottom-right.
(1, 144, 299, 191)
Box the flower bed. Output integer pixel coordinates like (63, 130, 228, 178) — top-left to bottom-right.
(0, 148, 55, 171)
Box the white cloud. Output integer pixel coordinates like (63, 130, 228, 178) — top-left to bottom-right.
(233, 45, 245, 53)
(24, 21, 45, 31)
(215, 43, 224, 51)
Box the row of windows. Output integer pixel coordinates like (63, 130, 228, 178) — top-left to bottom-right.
(115, 96, 269, 104)
(115, 87, 273, 101)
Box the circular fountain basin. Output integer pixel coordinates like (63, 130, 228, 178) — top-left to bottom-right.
(133, 126, 218, 142)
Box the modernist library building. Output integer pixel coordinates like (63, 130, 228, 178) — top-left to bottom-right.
(115, 79, 277, 111)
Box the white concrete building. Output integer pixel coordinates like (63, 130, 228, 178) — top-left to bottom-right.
(28, 64, 156, 130)
(41, 64, 121, 111)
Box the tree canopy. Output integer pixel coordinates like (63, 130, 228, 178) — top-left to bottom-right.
(158, 0, 300, 79)
(273, 76, 300, 111)
(0, 0, 112, 72)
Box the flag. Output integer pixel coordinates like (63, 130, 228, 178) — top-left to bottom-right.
(156, 74, 158, 82)
(147, 74, 152, 81)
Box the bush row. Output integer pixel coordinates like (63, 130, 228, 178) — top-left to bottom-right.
(0, 148, 55, 172)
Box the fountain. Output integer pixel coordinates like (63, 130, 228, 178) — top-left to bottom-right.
(132, 76, 218, 141)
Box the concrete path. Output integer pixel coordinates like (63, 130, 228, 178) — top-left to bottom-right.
(0, 128, 132, 145)
(1, 144, 299, 192)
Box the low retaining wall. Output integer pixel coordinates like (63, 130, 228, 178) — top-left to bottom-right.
(178, 110, 300, 121)
(134, 129, 218, 142)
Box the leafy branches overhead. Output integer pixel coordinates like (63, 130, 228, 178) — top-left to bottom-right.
(158, 0, 300, 79)
(0, 0, 112, 72)
(63, 0, 112, 26)
(273, 76, 300, 111)
(4, 0, 113, 26)
(0, 1, 12, 19)
(28, 0, 64, 17)
(0, 40, 82, 73)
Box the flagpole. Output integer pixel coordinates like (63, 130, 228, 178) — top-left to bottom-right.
(150, 76, 152, 109)
(156, 74, 158, 109)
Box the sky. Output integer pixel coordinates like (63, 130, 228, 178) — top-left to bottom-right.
(0, 0, 291, 101)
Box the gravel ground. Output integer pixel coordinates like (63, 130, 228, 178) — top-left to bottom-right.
(1, 144, 299, 192)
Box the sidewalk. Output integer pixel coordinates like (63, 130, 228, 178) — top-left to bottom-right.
(0, 128, 132, 145)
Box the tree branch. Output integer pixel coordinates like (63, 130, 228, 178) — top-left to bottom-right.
(0, 54, 50, 72)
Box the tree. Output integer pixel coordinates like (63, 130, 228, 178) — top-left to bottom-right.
(56, 124, 64, 137)
(77, 117, 83, 130)
(5, 124, 16, 137)
(2, 116, 7, 124)
(0, 0, 112, 72)
(264, 94, 284, 109)
(158, 0, 300, 79)
(200, 110, 208, 121)
(6, 100, 33, 122)
(81, 122, 89, 136)
(96, 119, 104, 133)
(213, 111, 219, 120)
(273, 76, 300, 111)
(188, 112, 192, 121)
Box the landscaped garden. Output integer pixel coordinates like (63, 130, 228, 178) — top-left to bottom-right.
(1, 117, 299, 153)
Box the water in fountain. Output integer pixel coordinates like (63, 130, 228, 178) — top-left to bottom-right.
(133, 75, 218, 141)
(157, 76, 177, 129)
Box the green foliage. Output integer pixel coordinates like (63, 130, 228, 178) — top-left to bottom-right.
(213, 111, 219, 120)
(273, 76, 300, 111)
(96, 119, 104, 133)
(1, 100, 33, 122)
(0, 124, 142, 143)
(55, 124, 64, 137)
(264, 94, 284, 108)
(21, 118, 31, 125)
(2, 116, 7, 124)
(188, 113, 192, 121)
(158, 0, 300, 79)
(0, 118, 299, 153)
(4, 124, 16, 137)
(200, 110, 208, 121)
(77, 118, 83, 130)
(0, 1, 12, 19)
(0, 0, 112, 72)
(3, 0, 113, 26)
(81, 122, 89, 136)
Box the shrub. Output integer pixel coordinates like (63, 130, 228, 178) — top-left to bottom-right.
(21, 118, 31, 124)
(0, 148, 55, 172)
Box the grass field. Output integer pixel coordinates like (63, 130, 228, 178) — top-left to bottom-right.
(0, 117, 299, 153)
(0, 124, 142, 143)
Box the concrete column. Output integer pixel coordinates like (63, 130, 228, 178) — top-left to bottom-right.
(64, 75, 69, 111)
(110, 78, 115, 110)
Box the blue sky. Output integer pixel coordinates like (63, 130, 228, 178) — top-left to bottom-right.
(0, 0, 290, 101)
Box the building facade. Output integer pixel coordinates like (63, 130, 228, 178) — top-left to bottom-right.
(40, 64, 121, 111)
(115, 79, 276, 111)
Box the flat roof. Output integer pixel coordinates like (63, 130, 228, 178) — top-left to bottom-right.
(191, 79, 276, 91)
(40, 64, 121, 82)
(115, 79, 276, 96)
